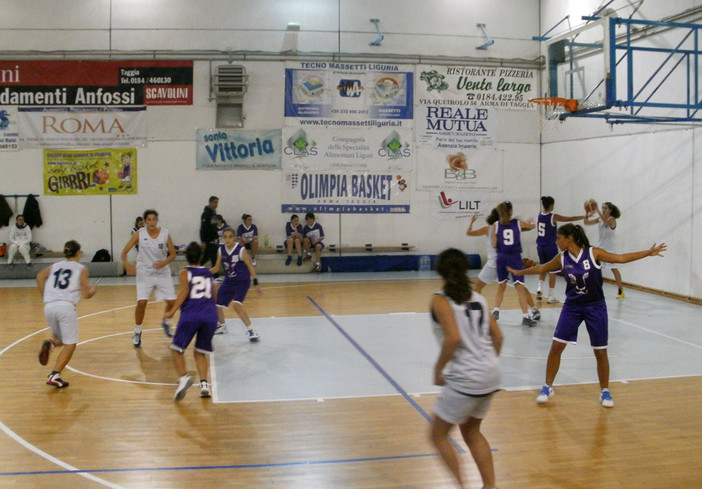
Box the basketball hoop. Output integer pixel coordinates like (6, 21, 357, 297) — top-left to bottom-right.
(529, 97, 578, 120)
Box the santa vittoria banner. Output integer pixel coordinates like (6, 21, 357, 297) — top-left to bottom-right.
(281, 126, 413, 172)
(281, 170, 410, 214)
(19, 106, 147, 148)
(44, 148, 137, 195)
(196, 128, 282, 170)
(284, 61, 413, 122)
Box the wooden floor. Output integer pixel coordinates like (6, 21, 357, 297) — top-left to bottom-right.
(1, 276, 701, 489)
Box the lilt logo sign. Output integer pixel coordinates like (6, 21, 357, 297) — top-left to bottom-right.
(438, 191, 481, 210)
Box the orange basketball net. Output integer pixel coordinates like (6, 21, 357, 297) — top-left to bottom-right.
(529, 97, 578, 113)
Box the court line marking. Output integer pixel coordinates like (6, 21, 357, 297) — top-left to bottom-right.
(307, 296, 467, 454)
(0, 303, 439, 484)
(0, 452, 439, 477)
(611, 317, 702, 349)
(0, 321, 127, 489)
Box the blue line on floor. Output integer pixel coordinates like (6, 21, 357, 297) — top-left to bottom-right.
(307, 295, 466, 454)
(0, 452, 438, 477)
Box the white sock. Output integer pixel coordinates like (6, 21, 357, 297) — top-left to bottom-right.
(537, 280, 544, 291)
(548, 288, 554, 296)
(134, 325, 142, 333)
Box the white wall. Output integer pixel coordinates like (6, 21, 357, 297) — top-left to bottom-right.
(0, 0, 544, 263)
(539, 0, 702, 298)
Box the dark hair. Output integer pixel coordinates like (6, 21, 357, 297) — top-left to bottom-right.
(241, 214, 251, 221)
(143, 209, 158, 220)
(486, 208, 500, 225)
(305, 212, 315, 220)
(216, 214, 226, 223)
(134, 216, 144, 227)
(209, 196, 219, 203)
(63, 240, 81, 258)
(541, 196, 555, 211)
(184, 241, 203, 265)
(435, 248, 473, 304)
(558, 223, 590, 248)
(496, 201, 513, 225)
(290, 214, 299, 221)
(604, 202, 621, 219)
(222, 227, 235, 237)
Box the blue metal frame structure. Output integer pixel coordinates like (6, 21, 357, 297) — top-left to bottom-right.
(548, 17, 702, 125)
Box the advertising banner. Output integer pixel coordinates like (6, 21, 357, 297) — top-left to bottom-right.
(281, 170, 410, 214)
(284, 62, 413, 122)
(281, 126, 413, 172)
(0, 60, 193, 105)
(196, 128, 282, 170)
(416, 65, 536, 110)
(0, 106, 19, 151)
(429, 189, 492, 221)
(44, 148, 137, 195)
(18, 106, 147, 148)
(415, 148, 504, 192)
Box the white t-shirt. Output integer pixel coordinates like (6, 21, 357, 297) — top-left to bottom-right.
(136, 227, 172, 275)
(43, 260, 85, 305)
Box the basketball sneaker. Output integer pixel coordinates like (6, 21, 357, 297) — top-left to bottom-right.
(530, 308, 541, 321)
(522, 316, 537, 327)
(215, 324, 228, 335)
(200, 381, 211, 398)
(600, 389, 614, 408)
(296, 256, 303, 266)
(616, 291, 626, 299)
(492, 310, 499, 320)
(39, 340, 52, 366)
(46, 372, 69, 388)
(161, 320, 173, 338)
(313, 263, 321, 272)
(285, 255, 292, 266)
(536, 289, 543, 301)
(536, 385, 554, 404)
(132, 331, 142, 348)
(174, 374, 193, 401)
(247, 328, 260, 342)
(251, 258, 257, 267)
(547, 296, 558, 304)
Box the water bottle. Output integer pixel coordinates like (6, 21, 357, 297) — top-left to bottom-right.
(418, 255, 431, 272)
(263, 234, 269, 248)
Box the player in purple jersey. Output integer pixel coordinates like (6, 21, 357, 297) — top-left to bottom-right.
(236, 213, 259, 266)
(510, 223, 666, 408)
(536, 196, 586, 303)
(302, 212, 325, 272)
(491, 201, 540, 326)
(210, 228, 262, 342)
(284, 214, 304, 267)
(163, 242, 218, 401)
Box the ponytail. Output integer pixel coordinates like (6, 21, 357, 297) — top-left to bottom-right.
(436, 248, 472, 303)
(558, 223, 590, 248)
(63, 240, 81, 259)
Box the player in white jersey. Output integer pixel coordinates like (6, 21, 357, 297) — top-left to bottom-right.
(585, 201, 625, 298)
(36, 240, 97, 388)
(430, 248, 503, 489)
(120, 209, 177, 347)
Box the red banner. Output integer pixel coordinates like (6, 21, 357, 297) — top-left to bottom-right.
(0, 60, 193, 105)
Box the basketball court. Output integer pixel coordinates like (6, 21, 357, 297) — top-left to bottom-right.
(1, 272, 701, 488)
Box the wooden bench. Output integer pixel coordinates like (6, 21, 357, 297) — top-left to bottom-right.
(253, 244, 415, 254)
